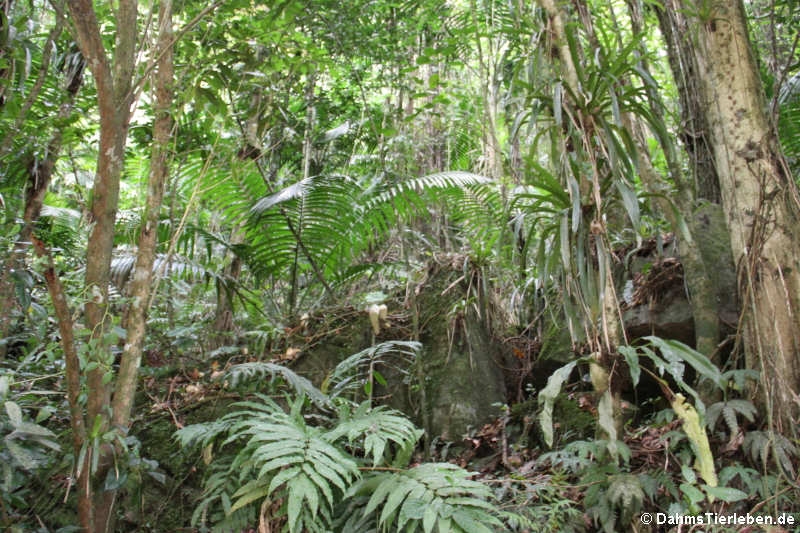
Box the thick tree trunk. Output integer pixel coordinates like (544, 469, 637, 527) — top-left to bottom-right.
(656, 1, 722, 204)
(686, 0, 800, 436)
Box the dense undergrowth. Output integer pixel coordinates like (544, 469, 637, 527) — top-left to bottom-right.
(3, 303, 799, 532)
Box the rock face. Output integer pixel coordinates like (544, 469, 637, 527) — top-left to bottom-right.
(415, 260, 506, 441)
(621, 207, 738, 350)
(291, 257, 507, 443)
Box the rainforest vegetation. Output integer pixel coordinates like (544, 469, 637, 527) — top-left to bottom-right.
(1, 0, 800, 531)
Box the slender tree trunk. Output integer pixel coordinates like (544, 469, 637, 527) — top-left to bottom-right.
(31, 238, 91, 527)
(64, 0, 138, 529)
(538, 0, 625, 437)
(685, 0, 800, 436)
(212, 229, 243, 349)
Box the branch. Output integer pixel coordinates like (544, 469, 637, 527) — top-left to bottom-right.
(31, 237, 87, 453)
(66, 0, 113, 113)
(127, 0, 224, 105)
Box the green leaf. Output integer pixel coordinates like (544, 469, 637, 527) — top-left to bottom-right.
(646, 337, 723, 390)
(423, 505, 438, 533)
(615, 180, 640, 230)
(230, 484, 269, 514)
(4, 401, 22, 427)
(399, 497, 428, 531)
(6, 439, 37, 469)
(452, 509, 493, 533)
(619, 346, 640, 387)
(679, 483, 704, 504)
(380, 478, 416, 526)
(681, 465, 696, 484)
(702, 485, 747, 503)
(268, 466, 301, 495)
(286, 474, 316, 532)
(538, 361, 577, 447)
(364, 475, 399, 516)
(12, 421, 57, 438)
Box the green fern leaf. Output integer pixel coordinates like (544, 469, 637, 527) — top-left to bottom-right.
(229, 483, 269, 514)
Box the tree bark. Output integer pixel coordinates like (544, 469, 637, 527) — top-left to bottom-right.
(655, 0, 722, 204)
(113, 0, 173, 440)
(64, 0, 138, 529)
(685, 0, 800, 436)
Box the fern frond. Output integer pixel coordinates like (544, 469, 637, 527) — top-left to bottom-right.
(349, 463, 507, 533)
(225, 362, 329, 408)
(606, 474, 644, 517)
(327, 340, 421, 398)
(174, 418, 233, 451)
(743, 430, 797, 476)
(705, 399, 756, 437)
(327, 401, 422, 466)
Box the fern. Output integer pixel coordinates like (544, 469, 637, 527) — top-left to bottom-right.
(347, 462, 505, 533)
(606, 474, 644, 519)
(224, 362, 330, 408)
(178, 346, 518, 533)
(179, 394, 517, 533)
(742, 430, 797, 476)
(183, 395, 360, 533)
(705, 399, 756, 437)
(325, 340, 421, 399)
(327, 401, 422, 467)
(174, 418, 234, 451)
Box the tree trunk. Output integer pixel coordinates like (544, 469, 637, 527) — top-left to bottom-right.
(211, 229, 244, 349)
(685, 0, 800, 436)
(113, 0, 173, 433)
(655, 0, 722, 203)
(65, 0, 138, 529)
(538, 0, 626, 438)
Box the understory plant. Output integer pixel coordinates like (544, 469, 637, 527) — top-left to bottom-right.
(532, 337, 799, 532)
(176, 341, 525, 533)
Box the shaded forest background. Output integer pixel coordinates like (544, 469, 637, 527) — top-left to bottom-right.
(1, 0, 800, 531)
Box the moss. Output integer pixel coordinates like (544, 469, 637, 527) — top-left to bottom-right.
(516, 393, 596, 447)
(416, 262, 506, 441)
(126, 397, 238, 531)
